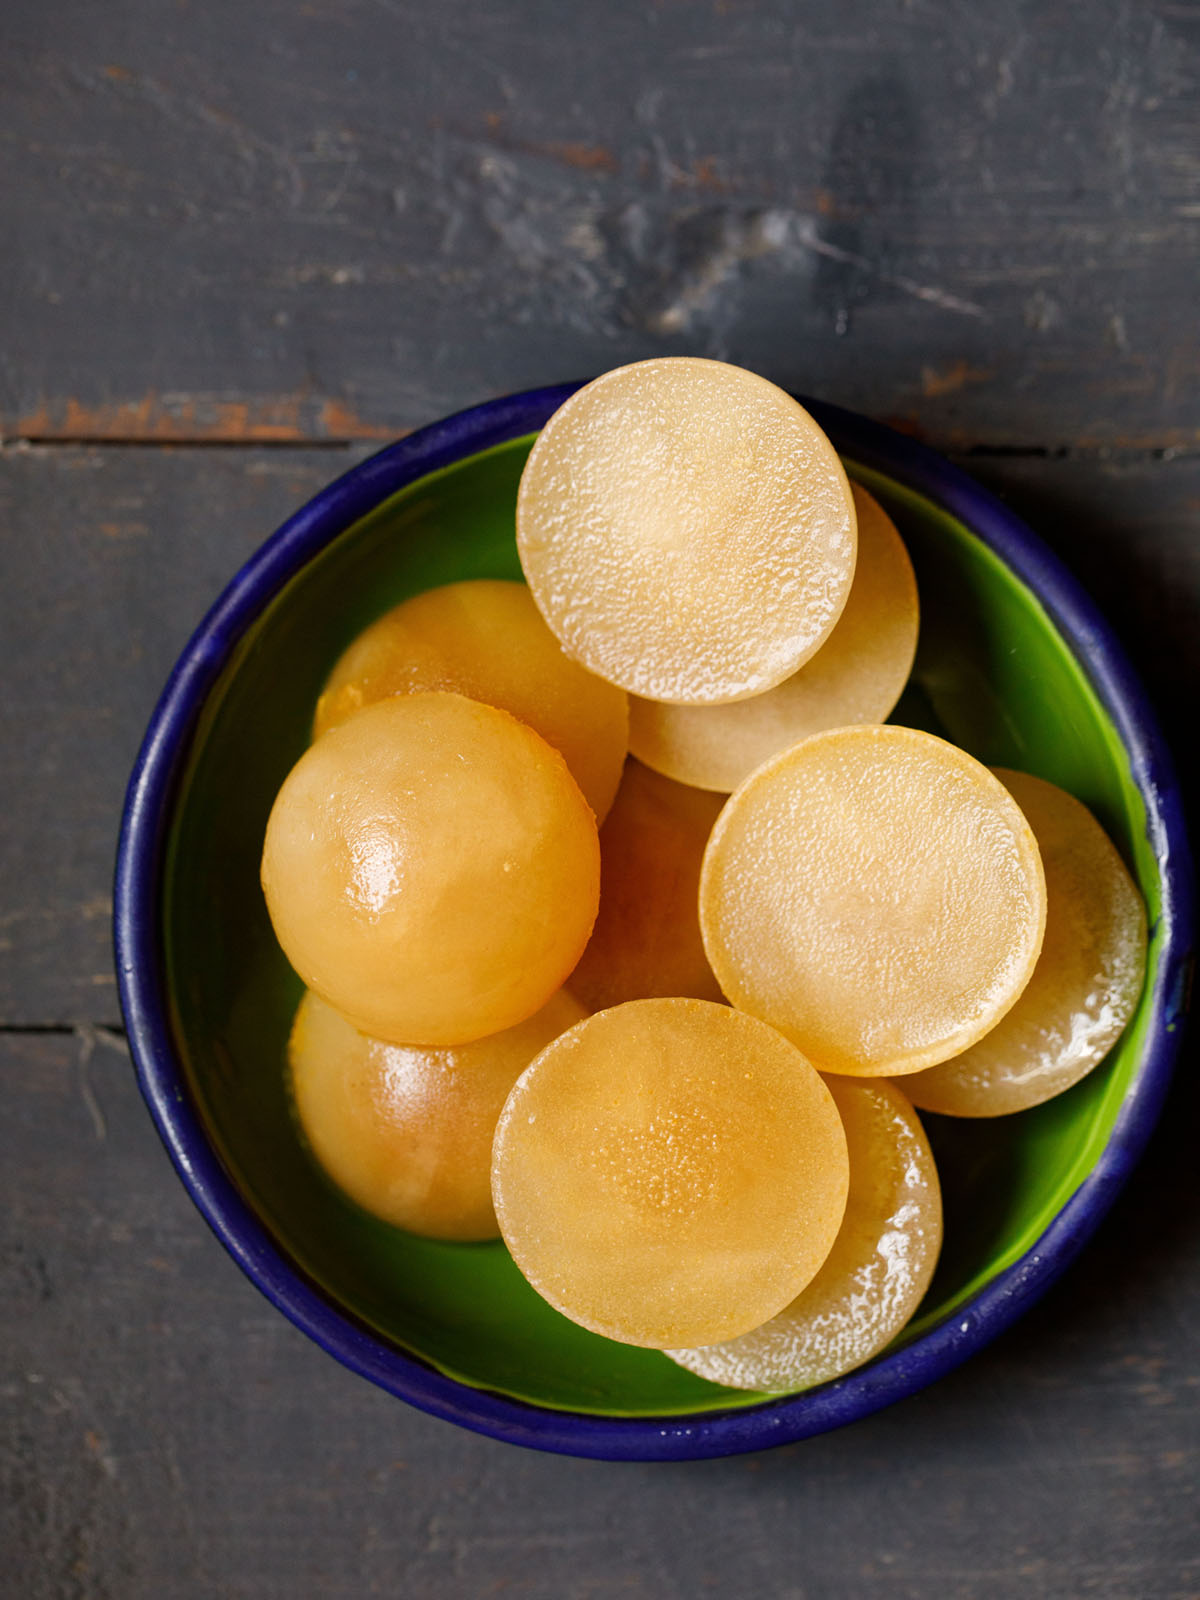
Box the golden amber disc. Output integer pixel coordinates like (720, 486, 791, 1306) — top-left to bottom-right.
(667, 1076, 941, 1390)
(288, 987, 585, 1240)
(700, 726, 1047, 1075)
(516, 358, 856, 704)
(491, 999, 849, 1349)
(314, 579, 629, 821)
(628, 482, 918, 791)
(903, 769, 1147, 1116)
(261, 692, 600, 1046)
(567, 759, 725, 1012)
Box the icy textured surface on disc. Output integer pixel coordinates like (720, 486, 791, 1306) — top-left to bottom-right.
(903, 769, 1147, 1116)
(567, 758, 725, 1012)
(700, 726, 1047, 1076)
(313, 579, 629, 821)
(516, 358, 856, 704)
(629, 482, 918, 791)
(667, 1076, 941, 1390)
(288, 988, 585, 1239)
(261, 692, 600, 1046)
(491, 999, 849, 1349)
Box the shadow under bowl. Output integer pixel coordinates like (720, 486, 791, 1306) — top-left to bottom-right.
(115, 386, 1193, 1461)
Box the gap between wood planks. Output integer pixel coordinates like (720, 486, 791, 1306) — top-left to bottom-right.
(3, 391, 1200, 460)
(2, 435, 1197, 464)
(0, 1023, 125, 1035)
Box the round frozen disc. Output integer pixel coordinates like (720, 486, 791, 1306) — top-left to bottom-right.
(289, 987, 586, 1239)
(491, 999, 849, 1349)
(567, 759, 725, 1013)
(903, 769, 1147, 1116)
(667, 1076, 941, 1390)
(628, 481, 918, 791)
(261, 692, 600, 1046)
(516, 357, 856, 704)
(700, 726, 1047, 1076)
(313, 579, 629, 822)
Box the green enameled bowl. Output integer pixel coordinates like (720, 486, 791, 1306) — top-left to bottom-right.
(115, 386, 1192, 1460)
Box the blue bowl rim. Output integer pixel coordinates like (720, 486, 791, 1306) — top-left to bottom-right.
(114, 382, 1194, 1462)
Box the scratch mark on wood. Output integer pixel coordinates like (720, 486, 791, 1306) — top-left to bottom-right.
(797, 227, 987, 318)
(472, 116, 621, 177)
(99, 522, 149, 539)
(84, 1429, 119, 1481)
(537, 141, 619, 174)
(315, 397, 396, 441)
(74, 1025, 118, 1142)
(90, 63, 304, 206)
(921, 360, 996, 398)
(664, 154, 732, 194)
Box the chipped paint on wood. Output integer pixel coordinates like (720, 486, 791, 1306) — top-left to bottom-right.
(921, 361, 995, 399)
(9, 393, 397, 444)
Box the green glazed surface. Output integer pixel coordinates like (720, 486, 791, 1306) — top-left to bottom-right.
(162, 438, 1161, 1415)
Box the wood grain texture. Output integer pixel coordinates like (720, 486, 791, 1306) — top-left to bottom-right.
(0, 445, 369, 1026)
(2, 1029, 1197, 1599)
(1, 0, 1198, 448)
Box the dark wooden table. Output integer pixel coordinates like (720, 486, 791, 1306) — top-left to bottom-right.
(3, 3, 1198, 1595)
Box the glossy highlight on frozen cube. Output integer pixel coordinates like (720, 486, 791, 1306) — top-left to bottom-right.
(314, 579, 629, 821)
(904, 770, 1147, 1116)
(567, 758, 725, 1012)
(261, 692, 600, 1046)
(491, 999, 850, 1349)
(667, 1076, 941, 1390)
(516, 357, 856, 704)
(700, 726, 1047, 1076)
(288, 987, 586, 1239)
(629, 482, 918, 792)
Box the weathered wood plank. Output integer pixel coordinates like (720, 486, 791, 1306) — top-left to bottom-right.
(1, 443, 1196, 1026)
(1, 0, 1197, 449)
(0, 446, 370, 1026)
(2, 1029, 1197, 1598)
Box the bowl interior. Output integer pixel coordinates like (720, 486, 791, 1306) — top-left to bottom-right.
(161, 436, 1163, 1416)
